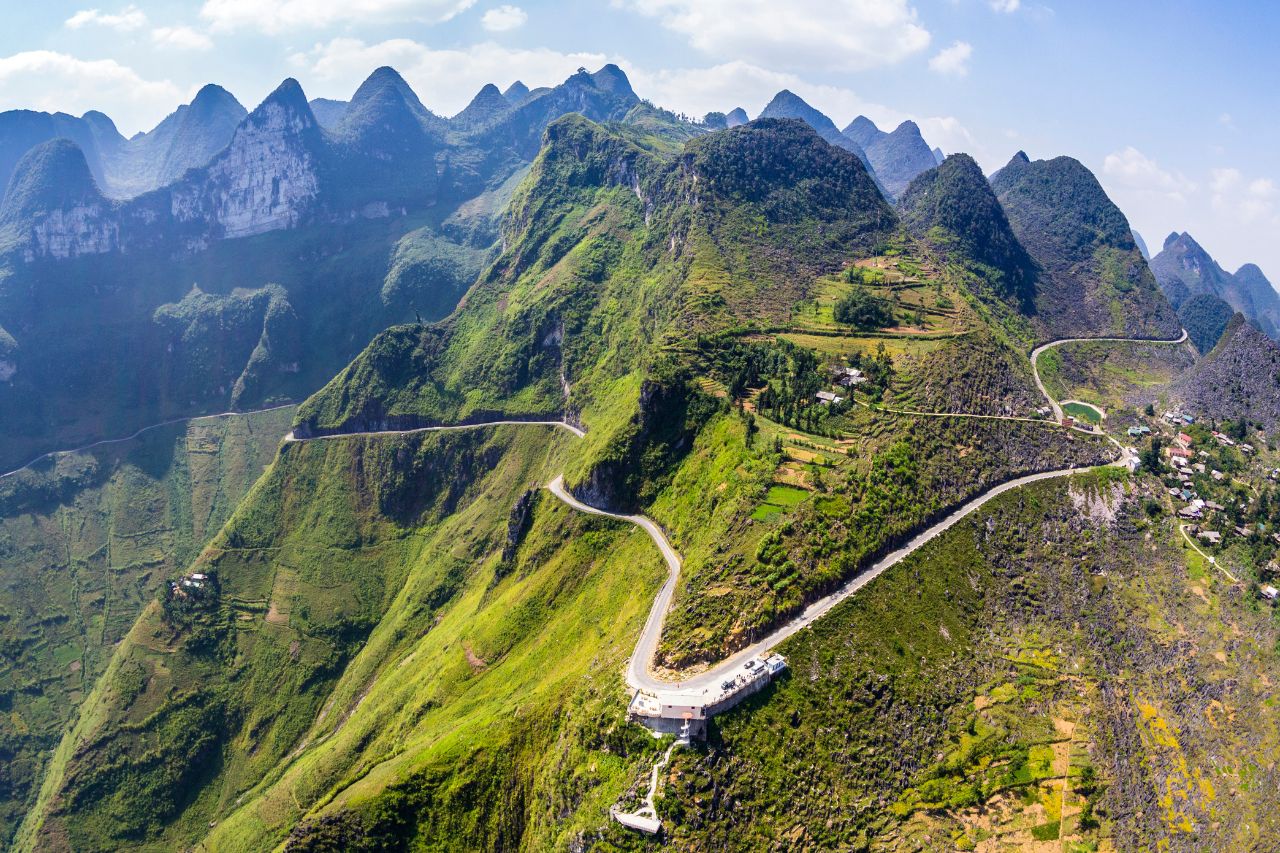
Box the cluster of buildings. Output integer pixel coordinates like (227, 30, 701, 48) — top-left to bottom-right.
(168, 572, 211, 598)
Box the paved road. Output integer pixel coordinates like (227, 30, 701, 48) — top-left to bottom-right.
(545, 475, 684, 692)
(1030, 329, 1189, 422)
(0, 403, 299, 480)
(283, 419, 585, 443)
(550, 461, 1123, 693)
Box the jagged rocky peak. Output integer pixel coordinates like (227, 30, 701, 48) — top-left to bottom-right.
(863, 119, 937, 200)
(453, 83, 512, 128)
(241, 77, 319, 137)
(1164, 230, 1182, 250)
(183, 77, 324, 240)
(502, 80, 531, 105)
(842, 115, 883, 149)
(932, 146, 945, 165)
(725, 107, 748, 127)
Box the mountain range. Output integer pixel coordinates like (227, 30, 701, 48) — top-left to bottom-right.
(1151, 230, 1280, 350)
(4, 60, 1280, 853)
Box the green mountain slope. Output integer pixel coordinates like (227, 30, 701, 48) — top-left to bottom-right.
(14, 88, 1276, 853)
(0, 406, 293, 847)
(990, 152, 1181, 341)
(898, 153, 1037, 329)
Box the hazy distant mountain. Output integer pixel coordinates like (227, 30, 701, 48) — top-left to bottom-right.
(309, 97, 348, 128)
(991, 151, 1180, 340)
(1131, 228, 1150, 259)
(0, 86, 245, 202)
(759, 91, 869, 160)
(452, 83, 513, 130)
(501, 80, 530, 105)
(841, 116, 938, 199)
(841, 115, 881, 149)
(932, 146, 945, 165)
(725, 107, 749, 127)
(1151, 231, 1280, 340)
(0, 64, 655, 472)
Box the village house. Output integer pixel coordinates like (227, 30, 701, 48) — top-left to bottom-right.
(1234, 525, 1255, 538)
(1179, 505, 1202, 520)
(1197, 529, 1223, 545)
(1193, 462, 1206, 473)
(1262, 585, 1279, 602)
(1167, 446, 1193, 460)
(834, 366, 866, 387)
(1177, 432, 1194, 447)
(1212, 469, 1225, 481)
(815, 391, 843, 404)
(1241, 443, 1255, 454)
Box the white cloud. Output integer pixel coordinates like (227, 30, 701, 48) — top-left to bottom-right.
(151, 26, 214, 51)
(619, 0, 930, 71)
(481, 5, 527, 31)
(1103, 146, 1195, 204)
(201, 0, 476, 33)
(1209, 168, 1278, 225)
(0, 51, 185, 134)
(65, 5, 148, 31)
(989, 0, 1020, 11)
(928, 41, 972, 76)
(292, 38, 606, 115)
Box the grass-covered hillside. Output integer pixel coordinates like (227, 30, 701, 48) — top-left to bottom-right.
(0, 406, 293, 847)
(12, 101, 1256, 851)
(17, 424, 669, 851)
(657, 469, 1280, 850)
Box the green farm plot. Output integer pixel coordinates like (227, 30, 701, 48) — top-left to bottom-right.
(751, 484, 809, 520)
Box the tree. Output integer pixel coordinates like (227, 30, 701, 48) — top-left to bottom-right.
(1139, 437, 1163, 473)
(833, 287, 894, 330)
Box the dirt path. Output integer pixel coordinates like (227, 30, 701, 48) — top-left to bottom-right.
(1179, 523, 1242, 584)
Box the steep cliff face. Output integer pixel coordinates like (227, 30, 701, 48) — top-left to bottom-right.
(176, 79, 324, 239)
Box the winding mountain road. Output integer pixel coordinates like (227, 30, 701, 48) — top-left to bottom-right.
(1030, 329, 1189, 422)
(0, 403, 299, 480)
(201, 327, 1187, 697)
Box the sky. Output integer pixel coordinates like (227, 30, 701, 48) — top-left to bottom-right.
(0, 0, 1276, 282)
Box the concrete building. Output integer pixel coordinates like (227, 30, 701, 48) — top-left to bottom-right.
(627, 653, 787, 739)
